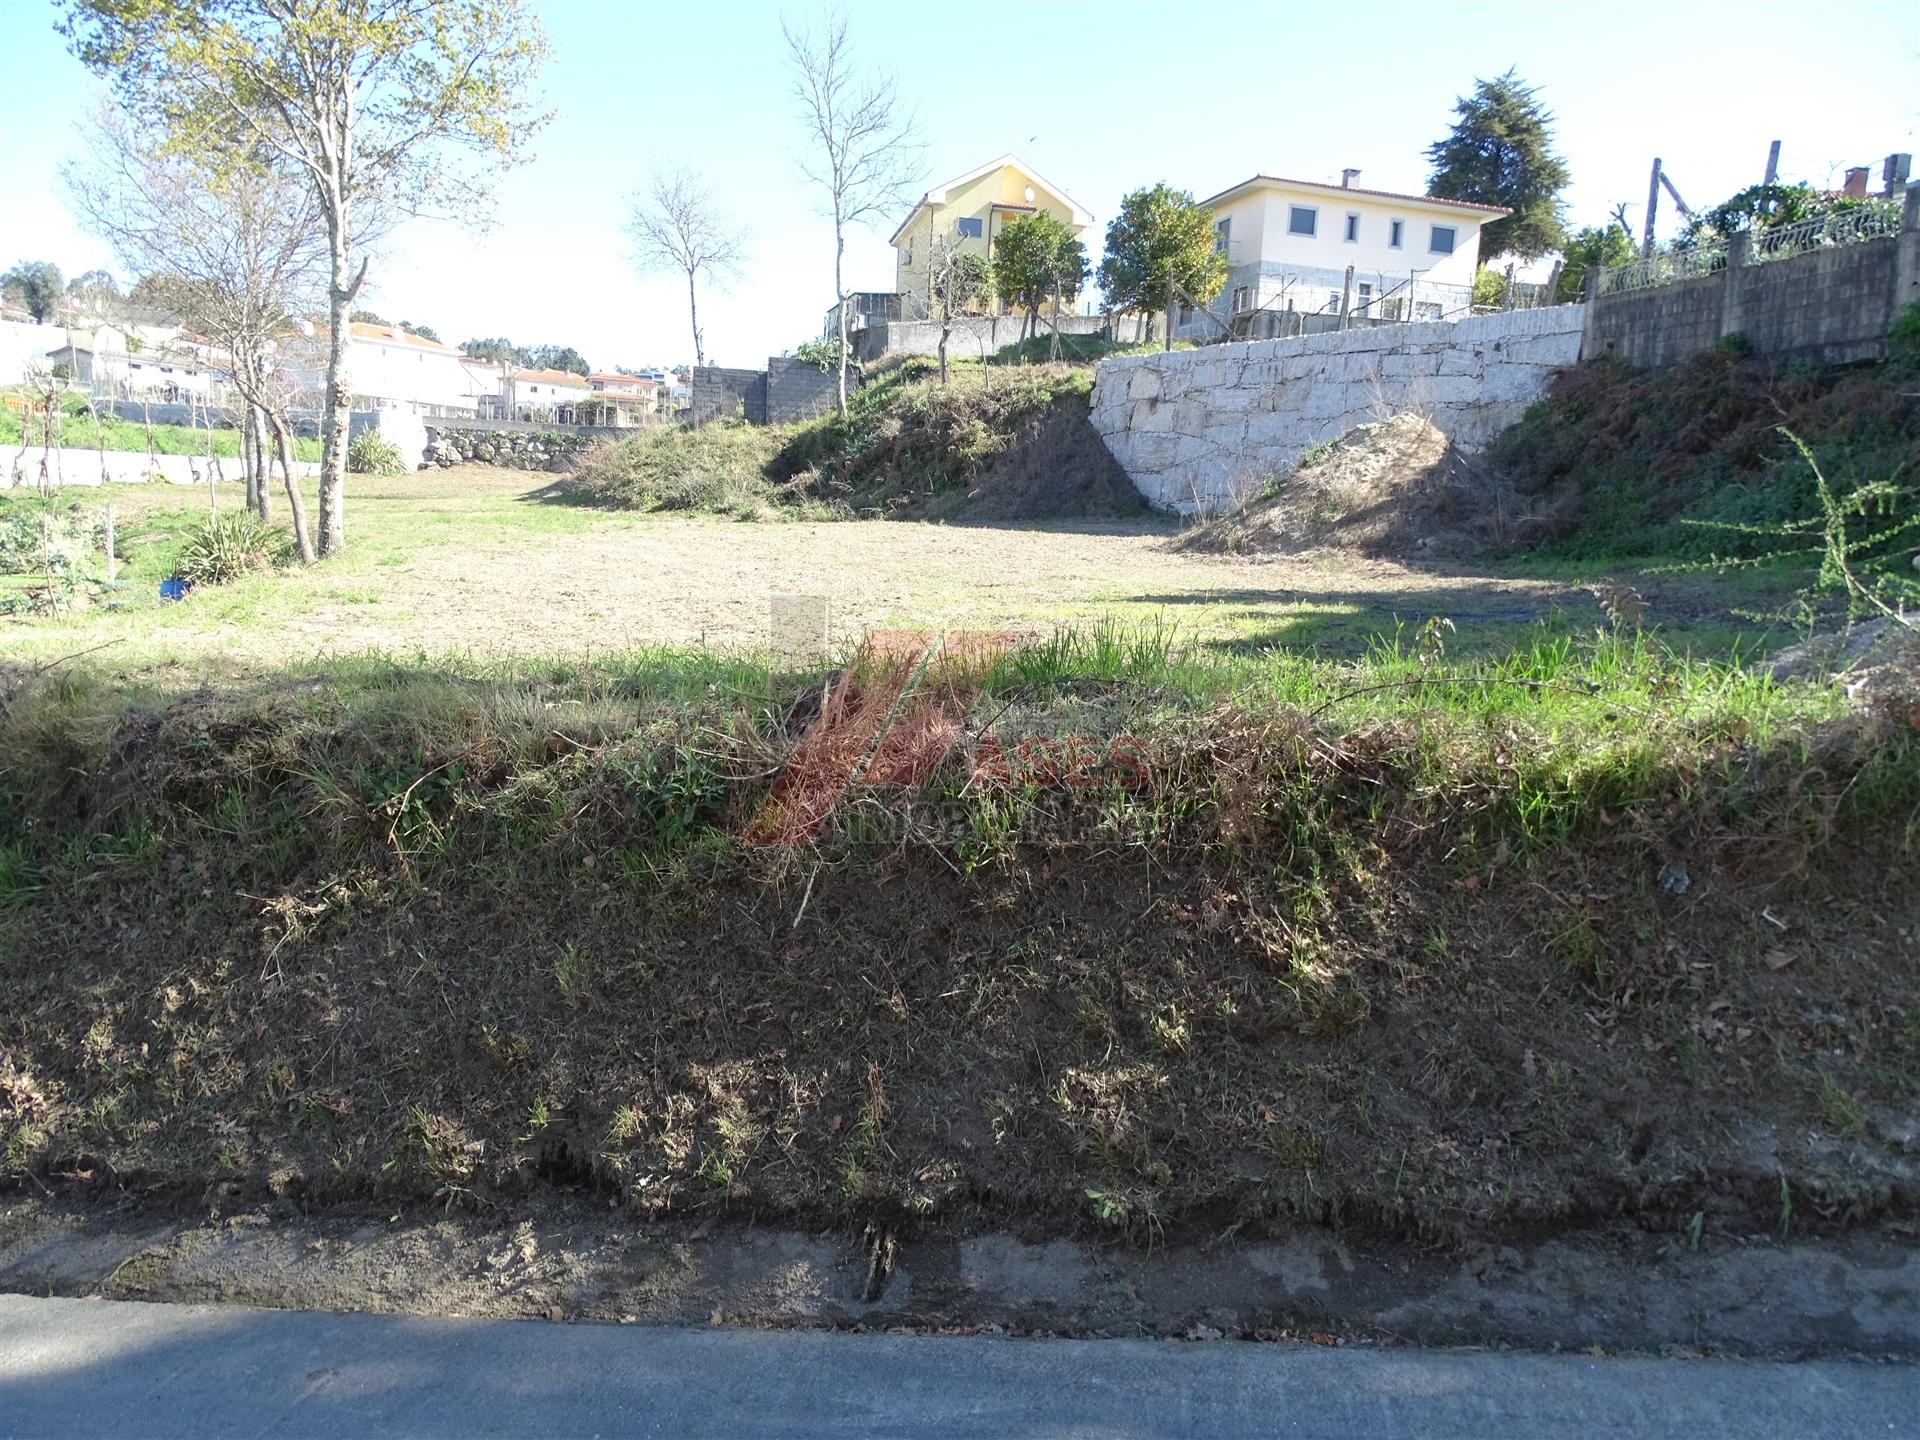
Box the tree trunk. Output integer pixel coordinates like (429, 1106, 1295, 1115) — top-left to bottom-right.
(833, 219, 849, 417)
(270, 411, 316, 565)
(316, 126, 361, 559)
(1164, 280, 1175, 353)
(241, 406, 258, 512)
(253, 405, 272, 523)
(687, 270, 703, 369)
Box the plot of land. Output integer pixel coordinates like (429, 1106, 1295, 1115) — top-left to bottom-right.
(0, 466, 1784, 670)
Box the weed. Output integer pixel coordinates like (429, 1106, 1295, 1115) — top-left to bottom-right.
(1813, 1072, 1867, 1136)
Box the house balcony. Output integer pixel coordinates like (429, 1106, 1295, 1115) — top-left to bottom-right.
(822, 292, 904, 339)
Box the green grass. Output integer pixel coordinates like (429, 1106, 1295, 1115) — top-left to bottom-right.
(0, 469, 607, 651)
(2, 404, 321, 463)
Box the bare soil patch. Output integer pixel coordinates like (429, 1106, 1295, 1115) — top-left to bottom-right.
(309, 509, 1576, 658)
(5, 1196, 1918, 1357)
(1173, 415, 1511, 562)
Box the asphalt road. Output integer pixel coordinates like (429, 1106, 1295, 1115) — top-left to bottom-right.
(1, 1294, 1913, 1438)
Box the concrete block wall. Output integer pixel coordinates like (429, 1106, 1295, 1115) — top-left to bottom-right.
(851, 313, 1139, 363)
(690, 367, 767, 426)
(765, 357, 842, 423)
(1088, 306, 1586, 513)
(1585, 187, 1920, 367)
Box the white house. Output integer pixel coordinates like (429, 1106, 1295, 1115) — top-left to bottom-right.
(283, 322, 501, 416)
(1175, 171, 1507, 342)
(42, 325, 224, 401)
(504, 367, 591, 420)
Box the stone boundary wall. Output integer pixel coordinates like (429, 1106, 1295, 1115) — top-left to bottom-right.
(420, 426, 596, 472)
(1089, 306, 1586, 512)
(1584, 185, 1920, 367)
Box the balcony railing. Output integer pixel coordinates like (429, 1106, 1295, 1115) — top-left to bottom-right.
(822, 292, 904, 338)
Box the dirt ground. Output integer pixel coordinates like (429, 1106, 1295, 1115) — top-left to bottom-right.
(4, 468, 1773, 667)
(381, 515, 1573, 656)
(4, 1196, 1917, 1358)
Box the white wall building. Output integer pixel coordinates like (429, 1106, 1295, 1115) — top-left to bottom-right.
(41, 325, 223, 401)
(1175, 172, 1506, 342)
(285, 323, 501, 417)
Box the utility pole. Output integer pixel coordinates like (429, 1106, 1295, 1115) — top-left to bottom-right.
(1642, 157, 1663, 259)
(1762, 140, 1781, 218)
(1339, 265, 1355, 330)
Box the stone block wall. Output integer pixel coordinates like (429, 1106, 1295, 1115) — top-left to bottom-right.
(420, 427, 596, 471)
(1088, 306, 1586, 513)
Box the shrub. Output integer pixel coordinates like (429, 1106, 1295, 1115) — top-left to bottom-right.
(347, 430, 405, 476)
(1890, 301, 1920, 360)
(176, 512, 286, 585)
(568, 424, 779, 512)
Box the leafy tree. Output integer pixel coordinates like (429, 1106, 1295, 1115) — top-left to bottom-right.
(349, 308, 389, 325)
(1096, 185, 1226, 350)
(64, 0, 549, 559)
(399, 321, 439, 342)
(927, 243, 991, 383)
(1555, 225, 1634, 302)
(65, 268, 122, 314)
(460, 337, 526, 368)
(3, 261, 65, 323)
(627, 169, 746, 369)
(65, 103, 325, 557)
(1426, 69, 1570, 262)
(992, 214, 1088, 341)
(527, 345, 589, 376)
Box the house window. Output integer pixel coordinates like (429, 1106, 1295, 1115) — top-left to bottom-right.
(903, 240, 912, 267)
(1356, 282, 1373, 314)
(1325, 290, 1342, 313)
(1344, 213, 1359, 243)
(1287, 205, 1317, 236)
(1178, 299, 1194, 325)
(1389, 219, 1404, 248)
(1231, 285, 1250, 313)
(1214, 217, 1231, 253)
(956, 217, 983, 238)
(1415, 301, 1443, 321)
(1429, 224, 1457, 255)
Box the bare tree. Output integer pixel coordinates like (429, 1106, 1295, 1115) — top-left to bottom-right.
(66, 104, 326, 561)
(626, 170, 746, 370)
(66, 0, 549, 559)
(782, 12, 922, 415)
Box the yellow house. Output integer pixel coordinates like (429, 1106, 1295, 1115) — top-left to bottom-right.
(889, 154, 1092, 317)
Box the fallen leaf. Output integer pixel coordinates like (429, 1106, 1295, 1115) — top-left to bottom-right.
(1764, 949, 1795, 971)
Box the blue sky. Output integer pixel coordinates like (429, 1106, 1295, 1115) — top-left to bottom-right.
(5, 0, 1917, 371)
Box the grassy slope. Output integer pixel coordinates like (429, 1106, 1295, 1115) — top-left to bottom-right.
(2, 628, 1916, 1243)
(3, 403, 322, 463)
(1491, 350, 1920, 578)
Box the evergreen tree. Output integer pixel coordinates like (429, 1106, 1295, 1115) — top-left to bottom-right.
(3, 261, 66, 323)
(991, 213, 1087, 340)
(1426, 69, 1570, 262)
(1097, 184, 1226, 350)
